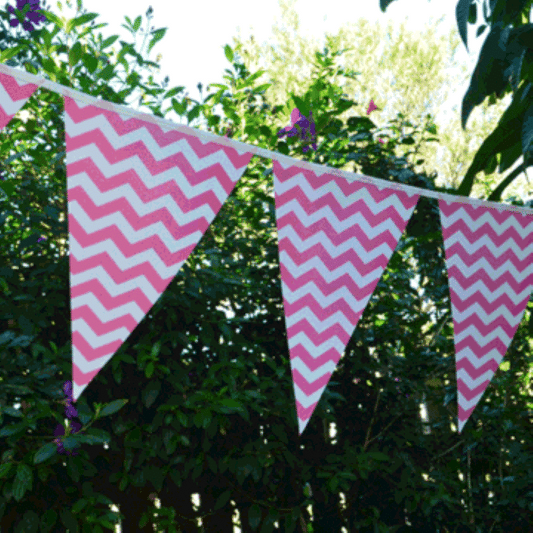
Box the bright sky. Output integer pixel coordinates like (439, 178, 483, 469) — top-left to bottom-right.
(72, 0, 490, 127)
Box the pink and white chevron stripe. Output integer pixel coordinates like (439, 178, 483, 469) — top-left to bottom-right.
(273, 160, 420, 434)
(439, 200, 533, 433)
(64, 96, 253, 401)
(0, 71, 41, 130)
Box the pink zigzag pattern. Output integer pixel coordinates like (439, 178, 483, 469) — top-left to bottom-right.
(438, 200, 533, 433)
(0, 72, 41, 130)
(64, 96, 253, 401)
(273, 160, 420, 434)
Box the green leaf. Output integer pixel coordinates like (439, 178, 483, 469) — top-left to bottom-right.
(277, 141, 289, 155)
(98, 399, 128, 418)
(151, 341, 161, 358)
(0, 180, 16, 198)
(133, 16, 142, 31)
(101, 35, 119, 49)
(60, 510, 78, 532)
(148, 28, 167, 54)
(485, 153, 499, 175)
(40, 509, 58, 533)
(193, 409, 212, 429)
(289, 93, 310, 119)
(38, 9, 65, 30)
(145, 361, 155, 378)
(16, 463, 32, 488)
(260, 509, 279, 533)
(214, 489, 231, 511)
(12, 471, 29, 501)
(187, 105, 201, 123)
(477, 24, 487, 37)
(0, 44, 27, 63)
(458, 80, 530, 196)
(71, 498, 88, 514)
(19, 232, 41, 251)
(75, 402, 93, 425)
(82, 53, 98, 74)
(521, 102, 533, 161)
(68, 41, 83, 67)
(2, 406, 22, 418)
(0, 463, 13, 478)
(62, 436, 80, 451)
(467, 2, 477, 24)
(98, 63, 115, 81)
(66, 13, 99, 33)
(33, 442, 57, 464)
(249, 503, 262, 530)
(461, 23, 508, 130)
(224, 44, 234, 63)
(17, 510, 39, 533)
(0, 423, 25, 438)
(367, 452, 390, 462)
(139, 512, 149, 528)
(81, 428, 110, 444)
(220, 399, 242, 409)
(142, 381, 161, 408)
(164, 86, 185, 99)
(241, 70, 266, 88)
(171, 98, 186, 115)
(207, 455, 218, 474)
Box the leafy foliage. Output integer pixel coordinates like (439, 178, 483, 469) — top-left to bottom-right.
(0, 0, 532, 532)
(230, 0, 533, 229)
(382, 0, 533, 201)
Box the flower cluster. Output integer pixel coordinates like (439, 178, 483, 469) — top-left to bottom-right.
(53, 381, 82, 456)
(278, 108, 317, 153)
(7, 0, 46, 32)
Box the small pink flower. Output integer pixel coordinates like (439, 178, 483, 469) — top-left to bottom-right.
(366, 100, 380, 115)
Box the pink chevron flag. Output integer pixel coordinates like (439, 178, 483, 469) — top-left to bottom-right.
(273, 160, 420, 434)
(64, 96, 254, 401)
(438, 200, 533, 433)
(0, 71, 42, 130)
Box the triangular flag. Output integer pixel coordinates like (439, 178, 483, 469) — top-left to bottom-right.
(438, 200, 533, 432)
(64, 95, 254, 401)
(0, 70, 42, 130)
(273, 160, 420, 434)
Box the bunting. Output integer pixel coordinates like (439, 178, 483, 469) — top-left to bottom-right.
(438, 201, 533, 432)
(64, 95, 253, 401)
(1, 63, 532, 434)
(0, 70, 42, 130)
(272, 160, 420, 434)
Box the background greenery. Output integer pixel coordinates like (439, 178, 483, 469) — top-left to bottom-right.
(0, 0, 532, 532)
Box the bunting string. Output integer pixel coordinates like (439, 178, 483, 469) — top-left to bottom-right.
(1, 62, 532, 215)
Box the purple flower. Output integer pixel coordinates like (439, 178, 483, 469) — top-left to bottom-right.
(63, 380, 73, 398)
(7, 0, 46, 32)
(54, 420, 82, 456)
(278, 107, 317, 154)
(53, 381, 82, 455)
(65, 401, 78, 419)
